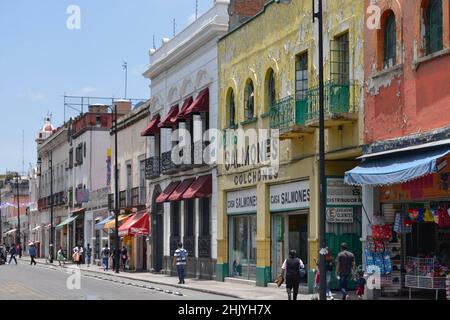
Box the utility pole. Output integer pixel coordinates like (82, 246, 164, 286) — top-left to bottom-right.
(113, 104, 120, 274)
(313, 0, 327, 301)
(49, 151, 54, 263)
(0, 180, 3, 244)
(16, 173, 21, 254)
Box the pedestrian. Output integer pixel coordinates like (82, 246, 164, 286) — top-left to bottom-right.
(335, 242, 356, 300)
(173, 242, 188, 284)
(356, 270, 366, 300)
(57, 247, 66, 266)
(101, 246, 110, 271)
(325, 248, 334, 299)
(281, 250, 305, 301)
(8, 245, 17, 265)
(0, 244, 6, 265)
(121, 246, 128, 271)
(78, 244, 84, 265)
(72, 246, 80, 266)
(29, 243, 37, 266)
(17, 243, 22, 259)
(86, 244, 92, 267)
(111, 247, 118, 271)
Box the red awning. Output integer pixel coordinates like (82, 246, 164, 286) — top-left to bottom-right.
(182, 174, 212, 200)
(167, 178, 196, 202)
(156, 181, 181, 203)
(118, 211, 150, 237)
(184, 88, 209, 117)
(158, 105, 179, 128)
(141, 114, 160, 136)
(176, 96, 194, 121)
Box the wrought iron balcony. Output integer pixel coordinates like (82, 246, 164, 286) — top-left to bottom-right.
(161, 151, 178, 174)
(270, 81, 360, 138)
(145, 157, 160, 179)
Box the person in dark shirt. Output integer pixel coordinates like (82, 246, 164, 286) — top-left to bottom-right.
(281, 250, 305, 301)
(335, 243, 356, 300)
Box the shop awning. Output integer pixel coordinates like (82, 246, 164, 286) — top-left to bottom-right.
(344, 145, 450, 186)
(71, 207, 86, 214)
(118, 211, 150, 237)
(158, 105, 179, 128)
(95, 215, 114, 230)
(168, 178, 196, 202)
(104, 214, 131, 230)
(141, 114, 160, 136)
(156, 181, 181, 203)
(55, 215, 78, 230)
(183, 88, 209, 117)
(182, 174, 212, 200)
(176, 96, 194, 121)
(4, 229, 17, 235)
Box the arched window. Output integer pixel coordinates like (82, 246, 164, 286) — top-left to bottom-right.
(384, 11, 397, 69)
(266, 69, 276, 111)
(227, 89, 236, 127)
(244, 79, 255, 120)
(426, 0, 443, 54)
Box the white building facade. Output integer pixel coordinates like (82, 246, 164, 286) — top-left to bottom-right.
(142, 0, 230, 279)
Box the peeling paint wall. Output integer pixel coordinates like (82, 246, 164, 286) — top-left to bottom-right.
(364, 0, 450, 145)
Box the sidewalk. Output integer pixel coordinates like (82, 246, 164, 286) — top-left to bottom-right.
(20, 256, 317, 300)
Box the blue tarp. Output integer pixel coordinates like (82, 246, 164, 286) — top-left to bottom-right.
(95, 216, 114, 230)
(345, 145, 450, 186)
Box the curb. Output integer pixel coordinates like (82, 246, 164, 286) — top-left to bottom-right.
(21, 258, 242, 299)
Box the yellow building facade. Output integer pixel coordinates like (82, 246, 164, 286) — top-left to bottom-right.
(216, 0, 365, 287)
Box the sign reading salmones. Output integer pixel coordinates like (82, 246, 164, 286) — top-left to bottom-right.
(327, 177, 362, 206)
(227, 188, 258, 215)
(270, 180, 310, 212)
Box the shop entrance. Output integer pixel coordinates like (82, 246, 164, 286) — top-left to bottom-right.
(271, 212, 309, 282)
(229, 215, 257, 280)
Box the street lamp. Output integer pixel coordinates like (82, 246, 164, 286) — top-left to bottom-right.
(276, 0, 327, 300)
(49, 151, 54, 263)
(106, 103, 120, 274)
(312, 0, 327, 301)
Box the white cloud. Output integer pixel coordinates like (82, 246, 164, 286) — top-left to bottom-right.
(17, 90, 46, 102)
(79, 85, 97, 94)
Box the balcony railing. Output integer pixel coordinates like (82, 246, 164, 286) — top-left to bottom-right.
(161, 151, 178, 174)
(145, 157, 160, 179)
(270, 81, 360, 133)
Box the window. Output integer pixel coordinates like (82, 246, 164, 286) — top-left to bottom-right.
(384, 11, 397, 69)
(171, 202, 181, 237)
(228, 89, 236, 127)
(185, 199, 195, 237)
(69, 148, 73, 168)
(75, 144, 83, 165)
(244, 79, 255, 120)
(266, 69, 276, 110)
(331, 32, 350, 85)
(426, 0, 443, 55)
(200, 198, 210, 237)
(296, 52, 308, 101)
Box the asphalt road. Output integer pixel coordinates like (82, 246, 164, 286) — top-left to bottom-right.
(0, 260, 235, 300)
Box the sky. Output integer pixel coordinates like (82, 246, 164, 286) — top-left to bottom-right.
(0, 0, 212, 174)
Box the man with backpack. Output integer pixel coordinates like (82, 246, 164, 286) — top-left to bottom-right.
(173, 242, 188, 284)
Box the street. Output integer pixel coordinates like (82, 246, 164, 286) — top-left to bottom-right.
(0, 260, 235, 300)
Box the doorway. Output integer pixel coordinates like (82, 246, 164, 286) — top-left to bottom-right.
(229, 215, 257, 280)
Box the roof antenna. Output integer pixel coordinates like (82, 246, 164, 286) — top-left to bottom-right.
(196, 0, 198, 19)
(173, 18, 176, 37)
(122, 61, 128, 99)
(153, 35, 156, 49)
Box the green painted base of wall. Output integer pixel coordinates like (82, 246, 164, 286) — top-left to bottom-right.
(256, 266, 271, 287)
(216, 263, 229, 282)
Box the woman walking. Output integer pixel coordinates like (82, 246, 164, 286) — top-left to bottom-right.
(281, 250, 305, 301)
(57, 247, 66, 266)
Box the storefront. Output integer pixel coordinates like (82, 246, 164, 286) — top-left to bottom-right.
(270, 180, 310, 282)
(118, 211, 150, 271)
(345, 145, 450, 299)
(227, 188, 257, 280)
